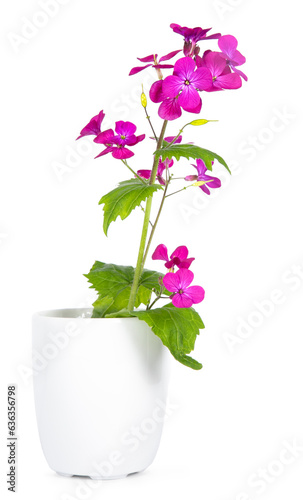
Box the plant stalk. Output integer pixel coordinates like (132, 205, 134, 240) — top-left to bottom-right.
(141, 180, 169, 270)
(127, 120, 168, 312)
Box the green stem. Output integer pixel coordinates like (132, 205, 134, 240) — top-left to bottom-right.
(165, 128, 184, 147)
(144, 107, 158, 142)
(141, 178, 169, 270)
(121, 159, 146, 184)
(165, 186, 190, 198)
(147, 295, 170, 310)
(127, 120, 168, 312)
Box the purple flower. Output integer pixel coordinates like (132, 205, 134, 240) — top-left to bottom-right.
(155, 57, 212, 120)
(218, 35, 247, 81)
(170, 23, 221, 57)
(197, 51, 242, 91)
(137, 157, 174, 185)
(185, 159, 221, 195)
(76, 110, 105, 140)
(94, 121, 145, 160)
(163, 268, 205, 308)
(129, 50, 181, 76)
(152, 244, 195, 270)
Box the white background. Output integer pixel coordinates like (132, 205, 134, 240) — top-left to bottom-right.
(1, 0, 302, 498)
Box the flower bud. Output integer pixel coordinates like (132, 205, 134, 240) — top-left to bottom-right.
(141, 87, 147, 108)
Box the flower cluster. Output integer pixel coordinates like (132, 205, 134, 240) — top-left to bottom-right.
(152, 244, 205, 308)
(146, 27, 246, 120)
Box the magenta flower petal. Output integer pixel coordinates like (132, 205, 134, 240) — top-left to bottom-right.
(201, 184, 211, 195)
(152, 244, 169, 262)
(112, 147, 134, 160)
(95, 146, 115, 158)
(233, 67, 248, 82)
(157, 162, 165, 178)
(218, 35, 238, 57)
(165, 261, 175, 270)
(173, 57, 196, 79)
(150, 80, 165, 103)
(94, 129, 114, 144)
(123, 135, 139, 146)
(115, 121, 137, 136)
(231, 50, 246, 66)
(134, 133, 145, 144)
(178, 85, 201, 112)
(162, 75, 184, 98)
(177, 268, 194, 289)
(94, 129, 115, 144)
(171, 293, 193, 308)
(184, 285, 205, 304)
(194, 159, 207, 176)
(214, 72, 242, 89)
(204, 52, 227, 78)
(192, 67, 213, 90)
(205, 176, 221, 188)
(137, 169, 151, 180)
(158, 98, 182, 121)
(154, 64, 175, 70)
(137, 54, 157, 63)
(189, 100, 203, 114)
(178, 257, 195, 269)
(162, 272, 181, 293)
(77, 110, 105, 140)
(204, 33, 222, 40)
(164, 135, 182, 144)
(157, 176, 166, 186)
(170, 246, 188, 261)
(129, 64, 152, 76)
(159, 49, 182, 62)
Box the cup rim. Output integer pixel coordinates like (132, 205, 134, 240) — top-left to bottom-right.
(32, 308, 140, 320)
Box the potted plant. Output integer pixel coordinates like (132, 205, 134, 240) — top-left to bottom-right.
(33, 22, 247, 480)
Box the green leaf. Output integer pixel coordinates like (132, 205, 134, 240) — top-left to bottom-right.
(84, 261, 166, 316)
(154, 144, 230, 173)
(105, 308, 133, 318)
(99, 179, 163, 236)
(133, 303, 204, 370)
(91, 296, 114, 318)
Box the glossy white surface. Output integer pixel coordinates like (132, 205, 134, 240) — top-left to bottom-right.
(32, 309, 170, 479)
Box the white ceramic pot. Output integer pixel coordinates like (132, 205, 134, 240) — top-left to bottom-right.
(32, 308, 170, 480)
